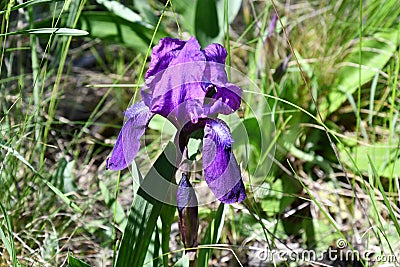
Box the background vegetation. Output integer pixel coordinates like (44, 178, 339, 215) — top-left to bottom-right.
(1, 0, 399, 266)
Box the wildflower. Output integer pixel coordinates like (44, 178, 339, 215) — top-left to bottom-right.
(107, 36, 246, 204)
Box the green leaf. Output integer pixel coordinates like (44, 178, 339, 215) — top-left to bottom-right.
(321, 30, 398, 118)
(0, 28, 89, 37)
(195, 0, 220, 47)
(160, 204, 176, 267)
(63, 160, 77, 193)
(115, 142, 177, 267)
(26, 28, 89, 36)
(68, 254, 92, 267)
(76, 11, 167, 52)
(197, 204, 226, 267)
(95, 0, 150, 26)
(180, 0, 242, 46)
(338, 141, 400, 178)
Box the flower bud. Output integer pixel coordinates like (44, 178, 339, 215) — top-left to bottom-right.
(177, 173, 198, 251)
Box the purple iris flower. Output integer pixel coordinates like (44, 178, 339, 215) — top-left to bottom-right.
(106, 36, 246, 204)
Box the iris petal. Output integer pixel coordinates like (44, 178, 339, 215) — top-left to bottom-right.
(145, 37, 186, 79)
(202, 119, 246, 203)
(205, 83, 242, 115)
(106, 102, 153, 170)
(147, 37, 207, 122)
(202, 43, 227, 64)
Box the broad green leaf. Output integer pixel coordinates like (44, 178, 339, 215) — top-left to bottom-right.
(197, 203, 226, 267)
(178, 0, 242, 46)
(132, 0, 159, 25)
(195, 0, 219, 47)
(173, 0, 196, 34)
(68, 254, 92, 267)
(339, 141, 400, 178)
(77, 11, 167, 52)
(215, 0, 242, 25)
(115, 142, 177, 267)
(321, 30, 398, 118)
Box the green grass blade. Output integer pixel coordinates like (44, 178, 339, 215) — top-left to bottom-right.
(0, 142, 82, 213)
(0, 202, 18, 266)
(368, 155, 400, 237)
(115, 142, 176, 267)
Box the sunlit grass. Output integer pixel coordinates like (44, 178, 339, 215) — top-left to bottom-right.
(1, 0, 399, 266)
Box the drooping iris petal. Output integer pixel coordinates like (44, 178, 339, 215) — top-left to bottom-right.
(106, 102, 153, 170)
(202, 119, 246, 203)
(145, 37, 186, 79)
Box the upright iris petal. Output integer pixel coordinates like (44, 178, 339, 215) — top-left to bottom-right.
(145, 37, 186, 79)
(142, 37, 207, 123)
(202, 43, 227, 64)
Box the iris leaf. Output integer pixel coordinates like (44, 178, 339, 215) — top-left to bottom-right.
(115, 142, 176, 267)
